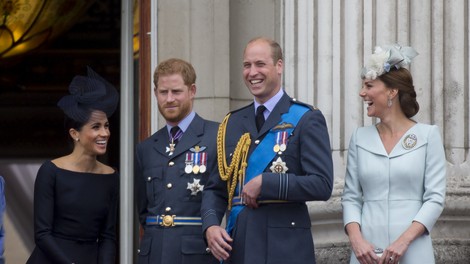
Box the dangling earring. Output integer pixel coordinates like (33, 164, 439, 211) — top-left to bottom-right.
(387, 97, 392, 108)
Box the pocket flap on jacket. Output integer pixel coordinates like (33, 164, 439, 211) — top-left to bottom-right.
(138, 235, 152, 256)
(144, 167, 164, 181)
(181, 235, 208, 255)
(267, 205, 311, 228)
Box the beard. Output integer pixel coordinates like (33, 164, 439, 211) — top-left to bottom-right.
(158, 102, 192, 124)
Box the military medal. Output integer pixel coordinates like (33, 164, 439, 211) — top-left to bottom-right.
(273, 144, 280, 152)
(167, 127, 183, 156)
(185, 153, 194, 174)
(269, 157, 288, 173)
(185, 165, 193, 174)
(273, 132, 281, 152)
(192, 152, 200, 174)
(187, 146, 208, 174)
(279, 131, 288, 152)
(199, 152, 207, 173)
(166, 143, 176, 156)
(187, 178, 204, 195)
(199, 165, 206, 173)
(402, 134, 417, 150)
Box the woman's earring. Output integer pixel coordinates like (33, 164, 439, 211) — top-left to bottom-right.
(75, 138, 79, 142)
(387, 98, 392, 108)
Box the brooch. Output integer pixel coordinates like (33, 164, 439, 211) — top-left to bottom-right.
(402, 134, 417, 150)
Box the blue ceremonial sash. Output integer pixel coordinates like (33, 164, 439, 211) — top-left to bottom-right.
(226, 103, 310, 235)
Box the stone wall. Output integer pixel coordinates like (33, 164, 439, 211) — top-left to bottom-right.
(151, 0, 470, 262)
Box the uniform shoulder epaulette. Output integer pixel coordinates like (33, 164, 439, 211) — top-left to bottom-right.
(289, 97, 319, 111)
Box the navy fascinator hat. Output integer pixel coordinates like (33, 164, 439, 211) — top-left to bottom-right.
(57, 67, 119, 123)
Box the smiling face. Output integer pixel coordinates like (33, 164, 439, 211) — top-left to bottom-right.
(70, 110, 110, 156)
(360, 78, 396, 118)
(155, 73, 195, 126)
(243, 40, 283, 104)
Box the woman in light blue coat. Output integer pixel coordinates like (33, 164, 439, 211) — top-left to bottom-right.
(342, 45, 446, 264)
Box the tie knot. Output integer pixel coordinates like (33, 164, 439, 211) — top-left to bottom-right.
(256, 105, 266, 116)
(170, 126, 183, 143)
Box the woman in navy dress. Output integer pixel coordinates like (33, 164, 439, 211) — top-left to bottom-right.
(27, 67, 119, 264)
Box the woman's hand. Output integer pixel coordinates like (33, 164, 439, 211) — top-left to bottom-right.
(378, 239, 408, 264)
(350, 237, 380, 264)
(378, 221, 426, 264)
(346, 222, 380, 264)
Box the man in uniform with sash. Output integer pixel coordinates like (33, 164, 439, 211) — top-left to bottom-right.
(135, 58, 219, 264)
(201, 37, 334, 263)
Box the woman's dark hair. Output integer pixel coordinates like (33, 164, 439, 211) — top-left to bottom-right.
(378, 67, 420, 118)
(63, 111, 91, 143)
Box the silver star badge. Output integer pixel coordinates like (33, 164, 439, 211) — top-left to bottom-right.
(270, 157, 289, 173)
(166, 143, 176, 156)
(187, 178, 204, 196)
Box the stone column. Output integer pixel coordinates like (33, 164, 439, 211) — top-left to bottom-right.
(153, 1, 470, 262)
(155, 0, 230, 127)
(277, 0, 470, 263)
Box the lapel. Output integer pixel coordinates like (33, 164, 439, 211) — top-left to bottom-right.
(388, 123, 427, 158)
(240, 102, 258, 135)
(171, 115, 204, 158)
(356, 123, 427, 158)
(152, 129, 171, 156)
(258, 93, 291, 136)
(151, 114, 204, 158)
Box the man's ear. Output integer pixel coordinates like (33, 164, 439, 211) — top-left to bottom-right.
(189, 84, 197, 99)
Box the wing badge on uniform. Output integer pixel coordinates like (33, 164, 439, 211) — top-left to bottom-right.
(272, 122, 294, 131)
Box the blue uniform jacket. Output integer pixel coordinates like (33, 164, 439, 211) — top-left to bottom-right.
(202, 93, 334, 264)
(135, 114, 219, 264)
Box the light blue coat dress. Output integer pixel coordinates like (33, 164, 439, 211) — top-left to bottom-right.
(342, 123, 446, 264)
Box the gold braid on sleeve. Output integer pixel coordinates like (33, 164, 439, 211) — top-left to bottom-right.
(217, 114, 251, 210)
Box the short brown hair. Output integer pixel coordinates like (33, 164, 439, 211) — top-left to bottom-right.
(153, 58, 196, 88)
(245, 37, 283, 64)
(379, 67, 420, 118)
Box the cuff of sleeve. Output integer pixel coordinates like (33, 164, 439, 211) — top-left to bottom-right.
(261, 173, 289, 200)
(342, 205, 362, 229)
(413, 204, 444, 234)
(202, 209, 221, 233)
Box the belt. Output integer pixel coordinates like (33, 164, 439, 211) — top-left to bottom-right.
(231, 197, 290, 206)
(146, 215, 202, 227)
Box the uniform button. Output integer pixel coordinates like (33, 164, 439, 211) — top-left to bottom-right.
(291, 222, 296, 226)
(167, 183, 172, 189)
(147, 177, 151, 181)
(169, 161, 175, 166)
(165, 207, 171, 212)
(137, 249, 141, 253)
(255, 140, 260, 145)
